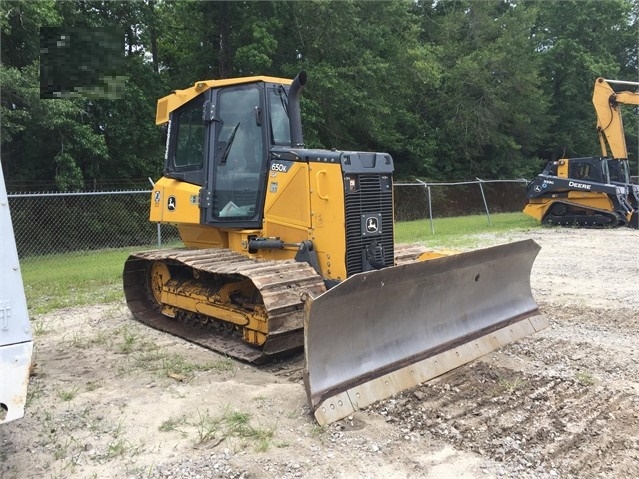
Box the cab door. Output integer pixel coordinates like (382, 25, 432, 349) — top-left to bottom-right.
(201, 83, 267, 228)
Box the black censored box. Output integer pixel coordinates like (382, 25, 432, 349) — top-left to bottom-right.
(40, 27, 125, 99)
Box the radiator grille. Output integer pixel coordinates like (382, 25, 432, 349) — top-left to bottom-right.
(345, 174, 394, 276)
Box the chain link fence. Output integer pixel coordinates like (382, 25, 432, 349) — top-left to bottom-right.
(7, 190, 181, 261)
(7, 180, 529, 260)
(394, 179, 528, 222)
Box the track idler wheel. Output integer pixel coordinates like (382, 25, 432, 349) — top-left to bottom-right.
(551, 202, 568, 217)
(149, 262, 171, 305)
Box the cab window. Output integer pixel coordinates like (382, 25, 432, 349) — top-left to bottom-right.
(173, 96, 204, 168)
(268, 87, 291, 145)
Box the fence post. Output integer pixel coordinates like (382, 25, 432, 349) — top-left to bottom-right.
(427, 185, 434, 234)
(417, 180, 435, 234)
(476, 178, 491, 226)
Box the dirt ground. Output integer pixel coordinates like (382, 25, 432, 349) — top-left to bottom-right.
(1, 227, 638, 479)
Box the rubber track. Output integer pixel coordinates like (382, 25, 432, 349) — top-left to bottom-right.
(123, 248, 327, 363)
(541, 200, 626, 228)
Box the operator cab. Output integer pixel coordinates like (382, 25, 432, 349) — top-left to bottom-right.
(566, 157, 609, 183)
(162, 80, 293, 229)
(607, 158, 631, 183)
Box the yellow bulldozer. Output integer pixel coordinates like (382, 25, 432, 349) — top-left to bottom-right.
(123, 72, 547, 425)
(523, 77, 639, 228)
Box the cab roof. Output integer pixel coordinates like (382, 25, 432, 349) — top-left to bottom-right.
(156, 76, 293, 125)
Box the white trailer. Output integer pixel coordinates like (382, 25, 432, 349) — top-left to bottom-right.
(0, 161, 33, 423)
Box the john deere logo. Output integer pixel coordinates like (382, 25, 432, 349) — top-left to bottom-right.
(167, 196, 176, 211)
(366, 217, 379, 233)
(361, 213, 382, 236)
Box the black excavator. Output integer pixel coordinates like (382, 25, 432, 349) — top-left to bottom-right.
(524, 77, 639, 228)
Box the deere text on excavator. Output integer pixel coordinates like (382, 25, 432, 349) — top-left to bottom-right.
(123, 72, 547, 425)
(524, 77, 639, 228)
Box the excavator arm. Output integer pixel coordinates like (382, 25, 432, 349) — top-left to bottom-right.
(593, 77, 639, 160)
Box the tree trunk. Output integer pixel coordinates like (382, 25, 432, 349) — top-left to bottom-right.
(148, 0, 159, 73)
(218, 1, 231, 78)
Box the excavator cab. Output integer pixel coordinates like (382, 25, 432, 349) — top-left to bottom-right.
(607, 159, 639, 209)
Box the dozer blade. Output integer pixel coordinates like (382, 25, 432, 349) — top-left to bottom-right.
(303, 239, 547, 426)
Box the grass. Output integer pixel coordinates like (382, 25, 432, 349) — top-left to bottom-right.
(575, 371, 595, 386)
(158, 415, 188, 433)
(56, 386, 80, 402)
(162, 354, 236, 380)
(193, 408, 225, 444)
(395, 212, 540, 248)
(106, 438, 133, 458)
(113, 344, 236, 380)
(19, 213, 540, 315)
(189, 406, 275, 450)
(25, 379, 44, 407)
(498, 376, 527, 393)
(21, 248, 137, 315)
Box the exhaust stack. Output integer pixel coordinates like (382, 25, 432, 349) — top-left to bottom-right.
(287, 71, 307, 148)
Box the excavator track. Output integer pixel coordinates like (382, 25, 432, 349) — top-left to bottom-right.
(123, 248, 326, 364)
(541, 200, 627, 228)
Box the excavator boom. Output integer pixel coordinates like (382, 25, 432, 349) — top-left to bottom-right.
(593, 77, 639, 160)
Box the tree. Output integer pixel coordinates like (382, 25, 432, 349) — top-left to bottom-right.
(1, 0, 166, 190)
(2, 0, 637, 189)
(0, 0, 59, 68)
(1, 61, 109, 190)
(0, 1, 108, 190)
(269, 0, 441, 179)
(414, 0, 549, 179)
(530, 0, 638, 163)
(85, 58, 166, 185)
